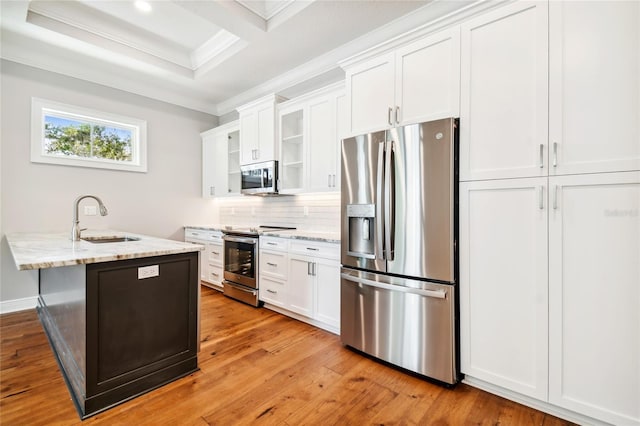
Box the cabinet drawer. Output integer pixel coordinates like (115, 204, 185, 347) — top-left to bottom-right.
(259, 276, 286, 307)
(260, 250, 288, 280)
(206, 242, 223, 265)
(289, 240, 340, 260)
(207, 265, 223, 284)
(260, 236, 289, 252)
(185, 228, 223, 243)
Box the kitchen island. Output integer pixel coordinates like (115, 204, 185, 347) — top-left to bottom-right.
(6, 231, 202, 419)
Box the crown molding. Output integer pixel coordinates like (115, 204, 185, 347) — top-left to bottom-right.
(213, 0, 510, 116)
(200, 119, 239, 138)
(338, 0, 511, 70)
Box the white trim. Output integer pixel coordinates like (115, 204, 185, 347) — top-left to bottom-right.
(463, 376, 610, 426)
(277, 81, 344, 111)
(200, 119, 240, 139)
(262, 303, 339, 335)
(236, 93, 287, 113)
(215, 0, 510, 116)
(0, 296, 38, 314)
(30, 97, 148, 173)
(338, 0, 512, 70)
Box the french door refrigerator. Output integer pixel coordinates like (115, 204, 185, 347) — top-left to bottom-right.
(340, 117, 459, 384)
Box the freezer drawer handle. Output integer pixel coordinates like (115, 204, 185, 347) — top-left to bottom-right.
(341, 273, 447, 299)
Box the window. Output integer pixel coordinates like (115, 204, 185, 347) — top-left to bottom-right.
(31, 98, 147, 172)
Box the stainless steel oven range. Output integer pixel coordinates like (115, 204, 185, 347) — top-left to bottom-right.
(222, 226, 295, 307)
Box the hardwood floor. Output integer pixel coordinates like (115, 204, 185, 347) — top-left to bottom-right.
(1, 286, 574, 425)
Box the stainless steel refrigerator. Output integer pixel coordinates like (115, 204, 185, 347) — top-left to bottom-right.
(340, 117, 459, 384)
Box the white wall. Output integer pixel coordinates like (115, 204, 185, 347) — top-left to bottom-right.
(0, 60, 220, 307)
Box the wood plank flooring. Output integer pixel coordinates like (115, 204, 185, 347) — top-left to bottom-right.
(1, 286, 575, 425)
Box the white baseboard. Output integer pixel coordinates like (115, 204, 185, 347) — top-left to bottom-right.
(262, 303, 339, 336)
(0, 296, 38, 314)
(463, 376, 610, 426)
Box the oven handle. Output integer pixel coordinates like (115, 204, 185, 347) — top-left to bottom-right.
(223, 235, 258, 244)
(223, 281, 257, 294)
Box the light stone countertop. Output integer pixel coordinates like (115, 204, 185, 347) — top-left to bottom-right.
(6, 230, 204, 271)
(183, 225, 340, 244)
(183, 224, 227, 232)
(262, 230, 340, 244)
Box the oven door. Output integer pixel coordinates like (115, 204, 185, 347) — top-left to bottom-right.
(223, 235, 258, 289)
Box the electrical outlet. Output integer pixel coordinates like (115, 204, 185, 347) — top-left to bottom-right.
(303, 206, 309, 217)
(251, 207, 256, 216)
(138, 265, 159, 279)
(84, 205, 97, 216)
(231, 207, 236, 215)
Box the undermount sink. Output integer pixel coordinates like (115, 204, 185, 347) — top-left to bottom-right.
(82, 236, 140, 243)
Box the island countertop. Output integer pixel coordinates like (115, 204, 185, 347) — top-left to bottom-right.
(6, 230, 204, 271)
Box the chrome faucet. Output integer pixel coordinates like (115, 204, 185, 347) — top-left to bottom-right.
(72, 195, 108, 241)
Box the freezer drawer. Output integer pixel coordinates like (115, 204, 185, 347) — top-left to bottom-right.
(340, 268, 457, 384)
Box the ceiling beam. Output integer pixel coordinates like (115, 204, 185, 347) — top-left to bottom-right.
(172, 0, 266, 41)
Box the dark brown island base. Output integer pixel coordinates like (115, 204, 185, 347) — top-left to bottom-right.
(36, 252, 199, 418)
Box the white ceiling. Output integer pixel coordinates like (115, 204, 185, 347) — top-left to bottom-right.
(0, 0, 475, 116)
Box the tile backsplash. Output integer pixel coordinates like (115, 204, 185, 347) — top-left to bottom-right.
(216, 192, 340, 232)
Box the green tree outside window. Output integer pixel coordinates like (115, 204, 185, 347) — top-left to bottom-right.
(44, 117, 132, 162)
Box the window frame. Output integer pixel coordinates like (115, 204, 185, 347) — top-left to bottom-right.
(31, 97, 148, 173)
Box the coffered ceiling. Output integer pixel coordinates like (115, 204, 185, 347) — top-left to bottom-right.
(1, 0, 475, 116)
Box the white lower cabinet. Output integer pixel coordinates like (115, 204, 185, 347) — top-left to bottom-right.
(259, 237, 289, 308)
(548, 172, 640, 426)
(288, 254, 315, 318)
(259, 236, 340, 334)
(313, 257, 341, 331)
(204, 240, 224, 289)
(184, 228, 224, 290)
(461, 171, 640, 425)
(460, 177, 549, 400)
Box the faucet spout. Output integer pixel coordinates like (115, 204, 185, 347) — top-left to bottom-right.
(72, 195, 108, 241)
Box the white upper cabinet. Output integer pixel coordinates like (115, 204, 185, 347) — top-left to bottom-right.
(345, 27, 460, 136)
(347, 52, 395, 135)
(549, 1, 640, 175)
(278, 84, 343, 193)
(395, 28, 460, 128)
(548, 171, 640, 426)
(238, 94, 285, 165)
(460, 1, 548, 181)
(460, 177, 549, 400)
(306, 94, 338, 192)
(201, 121, 240, 198)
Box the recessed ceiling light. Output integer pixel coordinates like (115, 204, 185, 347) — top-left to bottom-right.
(134, 1, 152, 13)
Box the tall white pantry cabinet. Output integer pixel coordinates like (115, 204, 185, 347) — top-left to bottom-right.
(459, 2, 639, 426)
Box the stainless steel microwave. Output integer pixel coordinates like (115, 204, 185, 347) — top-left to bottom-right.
(240, 160, 279, 195)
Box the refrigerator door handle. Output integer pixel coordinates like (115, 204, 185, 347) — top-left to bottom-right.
(341, 273, 447, 299)
(384, 140, 395, 261)
(376, 141, 386, 260)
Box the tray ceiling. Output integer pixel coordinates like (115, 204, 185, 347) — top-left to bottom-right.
(1, 0, 473, 115)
